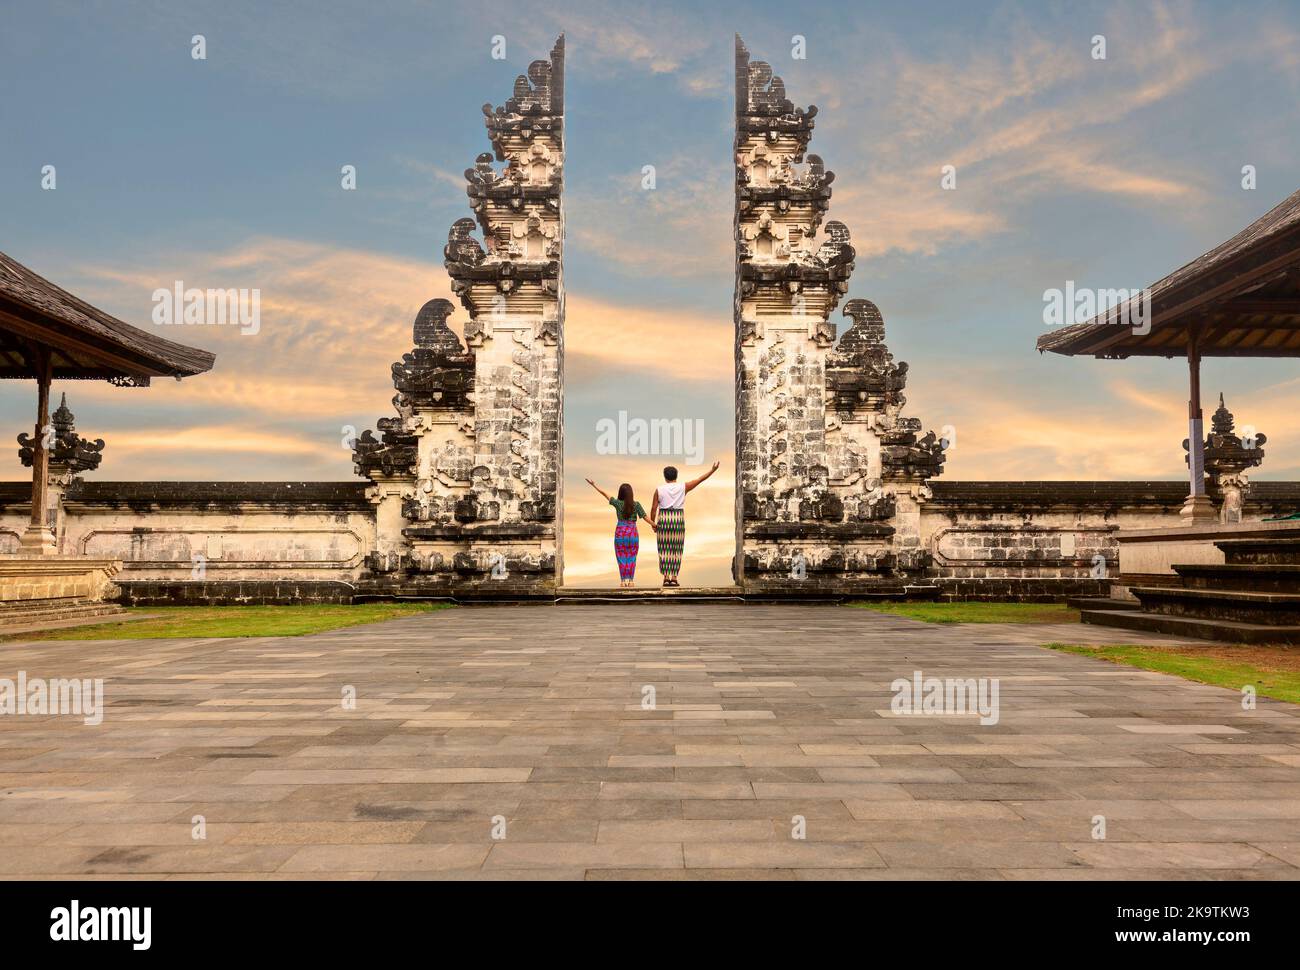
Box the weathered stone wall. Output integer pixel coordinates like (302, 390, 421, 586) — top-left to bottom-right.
(922, 482, 1300, 600)
(0, 482, 372, 604)
(5, 480, 1298, 602)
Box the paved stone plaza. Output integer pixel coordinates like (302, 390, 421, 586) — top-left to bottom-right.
(1, 604, 1298, 880)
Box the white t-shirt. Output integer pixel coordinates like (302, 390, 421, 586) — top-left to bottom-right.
(657, 483, 686, 509)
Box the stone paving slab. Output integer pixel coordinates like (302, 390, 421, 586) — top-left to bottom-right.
(0, 603, 1297, 880)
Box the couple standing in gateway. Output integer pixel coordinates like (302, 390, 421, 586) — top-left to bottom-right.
(585, 461, 720, 588)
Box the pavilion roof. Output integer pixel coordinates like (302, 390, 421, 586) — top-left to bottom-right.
(0, 250, 216, 384)
(1037, 188, 1300, 359)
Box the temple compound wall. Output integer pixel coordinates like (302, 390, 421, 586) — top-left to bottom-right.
(0, 382, 1284, 604)
(2, 476, 1294, 604)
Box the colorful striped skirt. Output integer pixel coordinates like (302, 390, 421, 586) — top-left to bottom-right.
(656, 507, 685, 581)
(614, 520, 639, 582)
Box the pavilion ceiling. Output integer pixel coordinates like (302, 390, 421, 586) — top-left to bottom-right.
(1037, 188, 1300, 359)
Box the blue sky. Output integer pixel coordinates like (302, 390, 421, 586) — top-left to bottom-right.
(2, 0, 1299, 583)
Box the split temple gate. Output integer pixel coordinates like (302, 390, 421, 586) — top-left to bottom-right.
(350, 36, 566, 598)
(4, 34, 1296, 610)
(733, 36, 946, 594)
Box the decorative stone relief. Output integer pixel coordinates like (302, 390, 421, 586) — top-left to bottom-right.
(734, 35, 946, 589)
(353, 36, 565, 595)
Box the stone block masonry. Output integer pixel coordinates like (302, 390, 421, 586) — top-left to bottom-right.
(3, 480, 1298, 604)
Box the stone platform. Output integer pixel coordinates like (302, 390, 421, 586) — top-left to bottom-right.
(1, 604, 1297, 880)
(0, 554, 125, 631)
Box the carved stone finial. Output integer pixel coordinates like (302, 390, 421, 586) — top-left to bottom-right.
(412, 298, 463, 353)
(444, 218, 486, 269)
(391, 299, 475, 409)
(1211, 392, 1235, 435)
(825, 300, 909, 414)
(17, 392, 105, 475)
(1188, 392, 1266, 485)
(735, 34, 817, 141)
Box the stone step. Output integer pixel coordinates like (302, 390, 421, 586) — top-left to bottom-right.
(0, 603, 133, 636)
(0, 603, 125, 622)
(361, 584, 942, 605)
(1174, 563, 1300, 592)
(0, 597, 90, 614)
(557, 587, 746, 604)
(1215, 537, 1300, 566)
(1130, 585, 1300, 625)
(1065, 597, 1141, 611)
(1080, 608, 1300, 644)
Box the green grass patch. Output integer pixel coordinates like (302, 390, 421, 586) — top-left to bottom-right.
(7, 603, 452, 641)
(848, 601, 1080, 625)
(1045, 642, 1300, 705)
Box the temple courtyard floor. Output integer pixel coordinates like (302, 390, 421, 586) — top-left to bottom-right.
(1, 603, 1298, 881)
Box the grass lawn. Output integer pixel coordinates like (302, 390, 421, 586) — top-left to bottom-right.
(1046, 642, 1300, 705)
(5, 603, 452, 641)
(848, 601, 1080, 624)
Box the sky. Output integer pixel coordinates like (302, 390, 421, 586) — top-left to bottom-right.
(2, 0, 1299, 587)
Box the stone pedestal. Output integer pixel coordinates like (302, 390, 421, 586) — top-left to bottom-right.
(1180, 493, 1217, 524)
(17, 525, 58, 555)
(0, 555, 122, 606)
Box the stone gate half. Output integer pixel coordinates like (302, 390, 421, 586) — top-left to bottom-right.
(734, 35, 948, 594)
(353, 36, 565, 599)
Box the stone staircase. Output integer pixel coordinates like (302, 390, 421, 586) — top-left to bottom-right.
(0, 597, 130, 635)
(1081, 536, 1300, 643)
(354, 582, 942, 605)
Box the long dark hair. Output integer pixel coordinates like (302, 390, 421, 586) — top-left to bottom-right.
(617, 483, 636, 519)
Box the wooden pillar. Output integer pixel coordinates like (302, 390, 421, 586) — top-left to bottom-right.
(1181, 326, 1215, 523)
(19, 346, 58, 554)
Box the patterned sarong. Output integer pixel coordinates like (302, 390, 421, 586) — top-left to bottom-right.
(614, 520, 639, 582)
(656, 507, 685, 581)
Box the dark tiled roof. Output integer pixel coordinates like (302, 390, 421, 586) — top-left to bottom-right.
(1037, 188, 1300, 358)
(0, 250, 216, 381)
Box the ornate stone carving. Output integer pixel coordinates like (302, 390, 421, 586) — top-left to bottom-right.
(881, 418, 946, 482)
(391, 298, 475, 410)
(1189, 393, 1266, 484)
(18, 394, 104, 476)
(734, 35, 945, 590)
(356, 36, 564, 594)
(352, 422, 417, 479)
(1184, 394, 1265, 523)
(826, 300, 909, 415)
